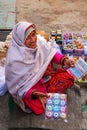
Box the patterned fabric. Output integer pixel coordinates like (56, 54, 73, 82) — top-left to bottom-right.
(44, 66, 74, 93)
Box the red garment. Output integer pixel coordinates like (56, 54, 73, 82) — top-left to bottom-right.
(44, 53, 74, 93)
(23, 79, 46, 115)
(46, 68, 74, 93)
(23, 52, 74, 115)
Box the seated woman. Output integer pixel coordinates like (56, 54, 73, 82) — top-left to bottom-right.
(5, 21, 74, 115)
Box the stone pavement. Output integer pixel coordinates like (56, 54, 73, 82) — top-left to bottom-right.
(80, 86, 87, 130)
(7, 88, 81, 130)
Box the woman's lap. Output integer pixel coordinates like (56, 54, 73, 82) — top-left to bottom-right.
(23, 68, 74, 114)
(46, 68, 74, 93)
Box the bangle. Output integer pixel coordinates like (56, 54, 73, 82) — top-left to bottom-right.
(61, 57, 68, 65)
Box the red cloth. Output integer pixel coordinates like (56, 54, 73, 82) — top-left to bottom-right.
(46, 68, 74, 93)
(23, 79, 46, 115)
(23, 52, 74, 115)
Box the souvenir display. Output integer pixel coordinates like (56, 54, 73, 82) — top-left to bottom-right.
(49, 31, 87, 56)
(50, 30, 56, 41)
(83, 33, 87, 40)
(56, 30, 62, 41)
(67, 57, 87, 79)
(62, 40, 74, 55)
(63, 32, 73, 40)
(45, 93, 67, 120)
(73, 32, 82, 40)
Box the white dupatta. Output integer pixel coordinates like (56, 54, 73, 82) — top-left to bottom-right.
(5, 21, 57, 112)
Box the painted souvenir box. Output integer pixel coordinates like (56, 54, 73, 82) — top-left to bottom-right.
(45, 93, 67, 120)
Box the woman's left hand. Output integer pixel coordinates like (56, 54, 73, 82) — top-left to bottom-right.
(63, 57, 75, 68)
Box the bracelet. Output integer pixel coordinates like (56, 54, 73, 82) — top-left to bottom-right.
(61, 57, 68, 65)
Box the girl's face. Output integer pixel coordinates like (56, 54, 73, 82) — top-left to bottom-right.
(24, 30, 37, 49)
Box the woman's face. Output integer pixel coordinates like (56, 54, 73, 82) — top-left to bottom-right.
(24, 30, 37, 49)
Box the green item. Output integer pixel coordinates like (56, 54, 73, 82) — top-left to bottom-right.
(8, 96, 14, 112)
(81, 104, 87, 112)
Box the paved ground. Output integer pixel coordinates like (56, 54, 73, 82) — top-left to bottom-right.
(16, 0, 87, 33)
(80, 86, 87, 129)
(0, 90, 81, 130)
(0, 0, 87, 130)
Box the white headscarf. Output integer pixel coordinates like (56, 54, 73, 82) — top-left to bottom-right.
(5, 21, 57, 112)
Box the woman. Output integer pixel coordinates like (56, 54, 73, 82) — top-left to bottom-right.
(5, 21, 74, 115)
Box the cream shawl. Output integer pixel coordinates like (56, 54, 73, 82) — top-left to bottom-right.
(5, 21, 57, 112)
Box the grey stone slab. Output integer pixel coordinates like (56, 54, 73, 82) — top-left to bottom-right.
(8, 127, 52, 130)
(80, 86, 87, 129)
(0, 123, 8, 130)
(0, 13, 7, 27)
(0, 93, 10, 122)
(6, 13, 15, 29)
(0, 93, 9, 130)
(81, 118, 87, 129)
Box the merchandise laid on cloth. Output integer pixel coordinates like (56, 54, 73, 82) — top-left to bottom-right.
(67, 57, 87, 79)
(45, 93, 67, 122)
(66, 57, 87, 87)
(50, 31, 87, 56)
(50, 30, 87, 85)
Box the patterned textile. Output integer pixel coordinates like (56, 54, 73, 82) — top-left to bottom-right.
(44, 65, 74, 93)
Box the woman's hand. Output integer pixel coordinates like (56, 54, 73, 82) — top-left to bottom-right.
(63, 57, 75, 68)
(31, 91, 49, 110)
